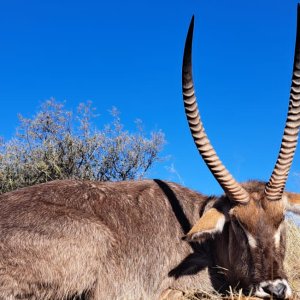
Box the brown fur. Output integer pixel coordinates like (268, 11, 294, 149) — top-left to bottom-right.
(0, 179, 296, 299)
(0, 179, 212, 299)
(210, 181, 288, 293)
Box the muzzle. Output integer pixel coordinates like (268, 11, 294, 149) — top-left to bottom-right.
(254, 279, 292, 299)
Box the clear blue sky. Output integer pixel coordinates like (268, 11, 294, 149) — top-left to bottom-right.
(1, 0, 300, 197)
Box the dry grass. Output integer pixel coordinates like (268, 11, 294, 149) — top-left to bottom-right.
(180, 220, 300, 300)
(182, 289, 262, 300)
(285, 220, 300, 297)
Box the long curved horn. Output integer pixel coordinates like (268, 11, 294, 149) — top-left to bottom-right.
(182, 16, 249, 203)
(265, 5, 300, 201)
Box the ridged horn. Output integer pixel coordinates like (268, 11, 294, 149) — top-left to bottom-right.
(265, 5, 300, 201)
(182, 16, 249, 203)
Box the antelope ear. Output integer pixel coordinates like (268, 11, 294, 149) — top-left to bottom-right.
(285, 192, 300, 214)
(184, 208, 226, 242)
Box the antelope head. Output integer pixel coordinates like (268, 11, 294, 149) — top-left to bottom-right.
(182, 7, 300, 300)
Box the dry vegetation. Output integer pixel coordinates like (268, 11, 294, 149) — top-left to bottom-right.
(0, 100, 165, 194)
(180, 219, 300, 300)
(285, 220, 300, 297)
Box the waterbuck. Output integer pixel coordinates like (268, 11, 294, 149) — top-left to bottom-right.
(1, 7, 300, 300)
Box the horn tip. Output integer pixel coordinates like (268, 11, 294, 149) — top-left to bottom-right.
(188, 15, 195, 33)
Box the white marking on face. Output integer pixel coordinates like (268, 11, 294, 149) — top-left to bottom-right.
(254, 286, 272, 298)
(282, 279, 293, 298)
(255, 279, 292, 299)
(274, 223, 283, 249)
(244, 230, 257, 248)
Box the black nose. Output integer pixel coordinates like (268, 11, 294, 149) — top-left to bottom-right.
(263, 282, 287, 299)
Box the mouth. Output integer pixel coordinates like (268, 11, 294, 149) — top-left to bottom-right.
(253, 279, 292, 299)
